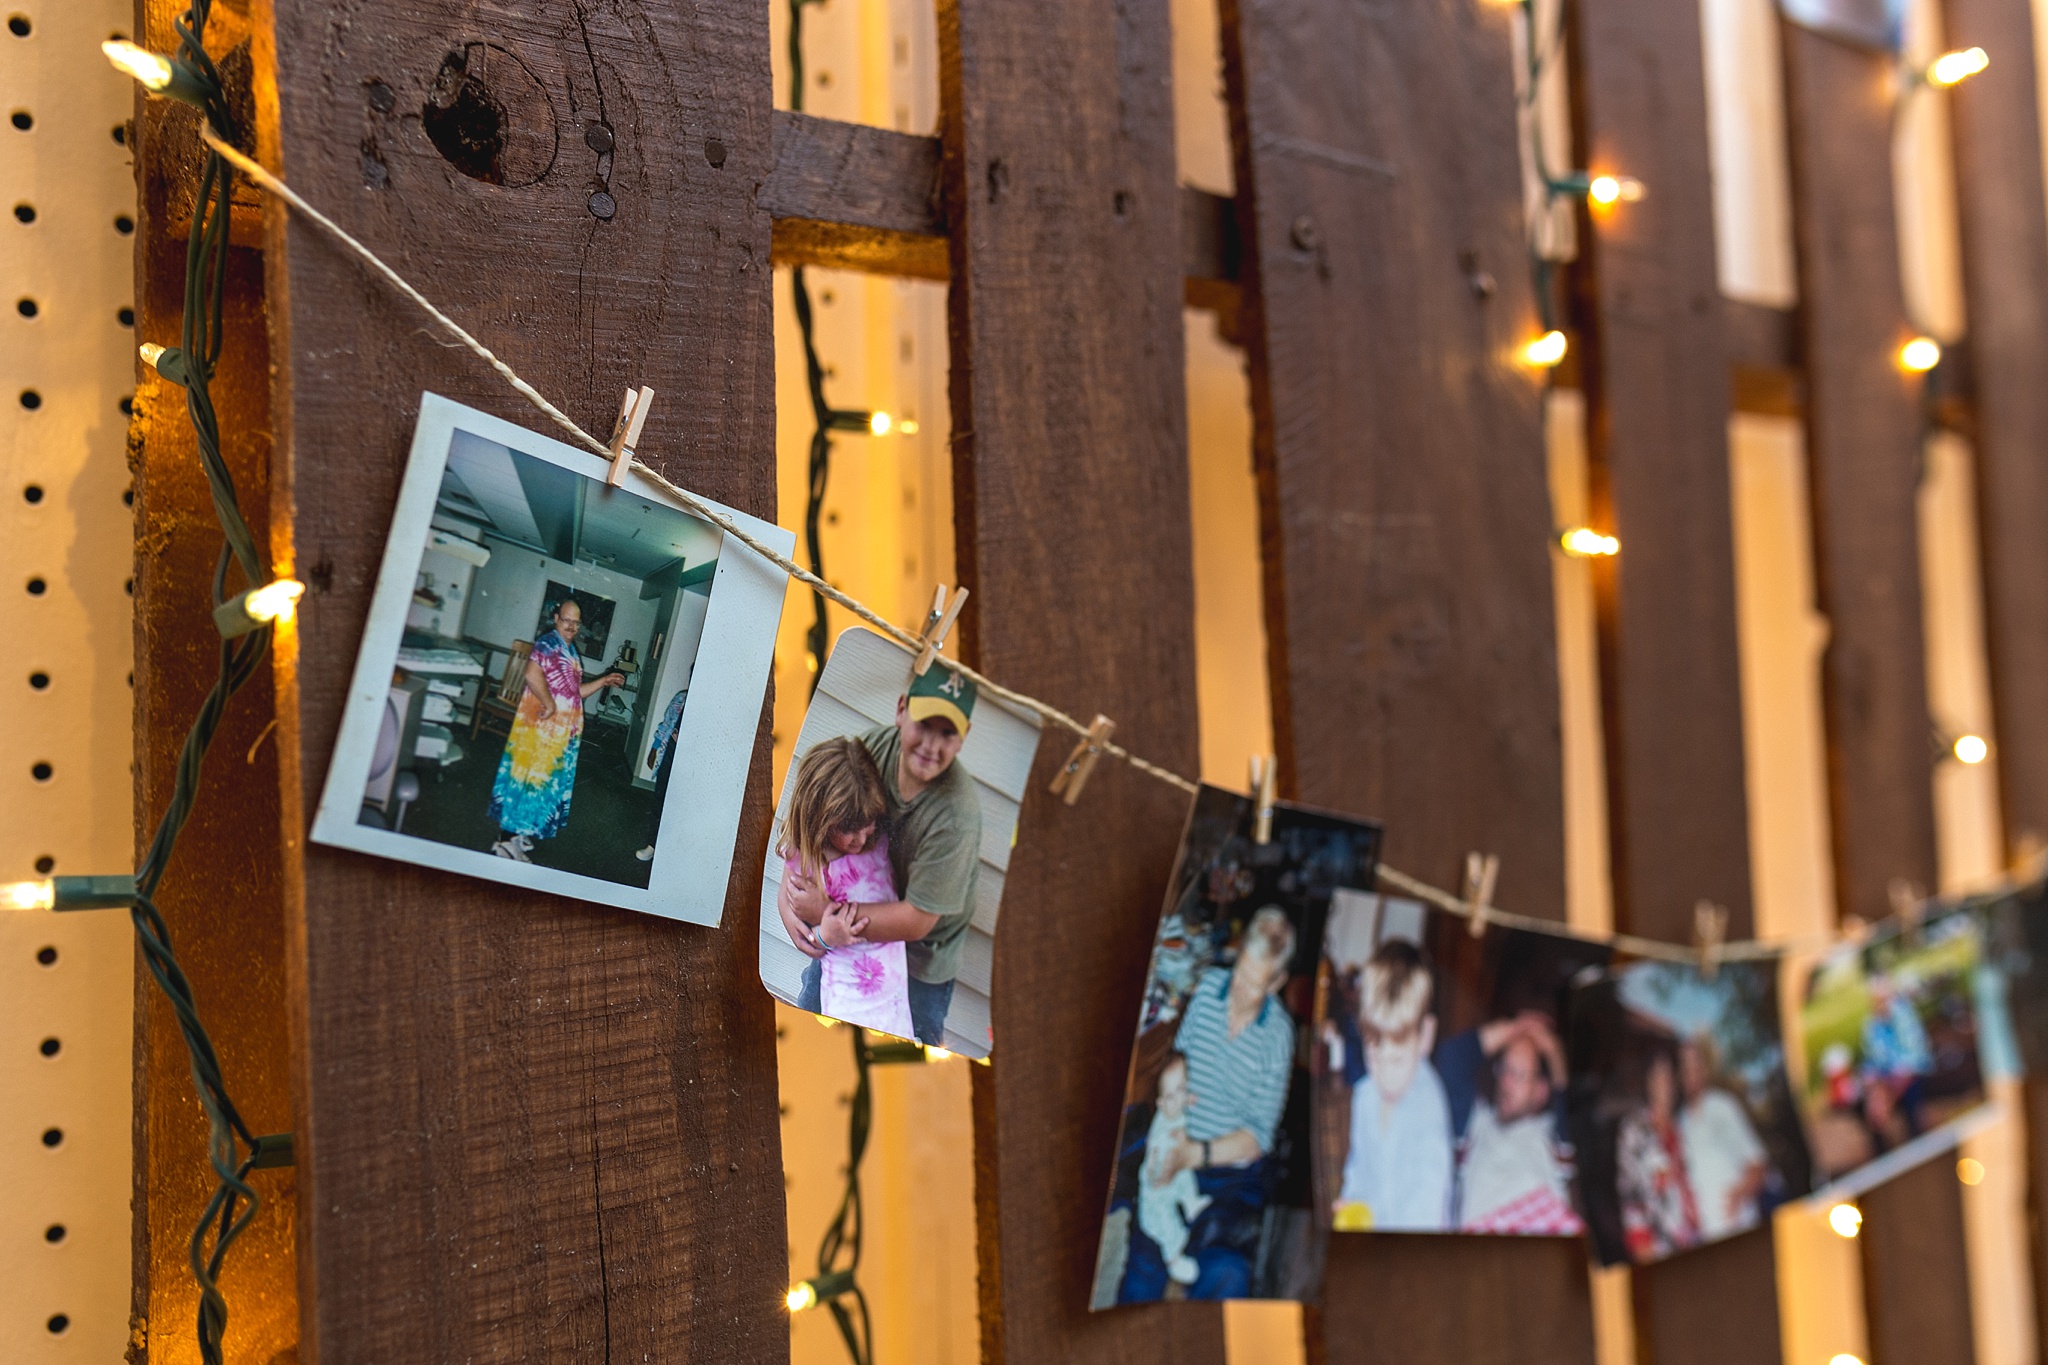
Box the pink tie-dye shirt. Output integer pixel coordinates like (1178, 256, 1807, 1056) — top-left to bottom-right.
(789, 837, 915, 1040)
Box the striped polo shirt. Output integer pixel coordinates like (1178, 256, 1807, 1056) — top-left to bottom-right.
(1173, 964, 1296, 1153)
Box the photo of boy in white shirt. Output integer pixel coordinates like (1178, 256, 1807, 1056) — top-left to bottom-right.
(1336, 939, 1453, 1230)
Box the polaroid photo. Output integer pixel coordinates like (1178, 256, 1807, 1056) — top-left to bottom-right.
(1091, 785, 1381, 1309)
(757, 626, 1041, 1058)
(310, 392, 792, 925)
(1798, 905, 1991, 1186)
(1565, 957, 1812, 1266)
(1310, 898, 1611, 1236)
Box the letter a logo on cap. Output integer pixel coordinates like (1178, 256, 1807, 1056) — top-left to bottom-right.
(907, 662, 977, 733)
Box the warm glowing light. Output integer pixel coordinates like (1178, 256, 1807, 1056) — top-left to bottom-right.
(924, 1046, 954, 1062)
(102, 39, 175, 91)
(1560, 527, 1620, 558)
(1954, 734, 1990, 765)
(1958, 1157, 1986, 1185)
(1900, 336, 1943, 372)
(786, 1282, 817, 1312)
(814, 1013, 837, 1028)
(1523, 330, 1568, 367)
(898, 418, 919, 435)
(244, 578, 306, 624)
(138, 342, 167, 369)
(1587, 175, 1644, 205)
(1829, 1356, 1866, 1365)
(1928, 47, 1990, 87)
(1828, 1203, 1863, 1238)
(3, 880, 55, 912)
(869, 411, 893, 437)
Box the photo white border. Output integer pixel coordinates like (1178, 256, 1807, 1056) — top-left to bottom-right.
(309, 392, 793, 927)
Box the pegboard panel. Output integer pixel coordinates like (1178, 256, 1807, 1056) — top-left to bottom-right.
(0, 0, 139, 1360)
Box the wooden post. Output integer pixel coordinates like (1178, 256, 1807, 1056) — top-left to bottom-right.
(1219, 0, 1591, 1357)
(133, 5, 300, 1349)
(937, 0, 1218, 1360)
(257, 0, 790, 1358)
(1940, 0, 2048, 1351)
(1565, 0, 1779, 1357)
(1779, 20, 1971, 1365)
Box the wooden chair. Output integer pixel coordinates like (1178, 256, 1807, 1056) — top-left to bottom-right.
(470, 640, 532, 738)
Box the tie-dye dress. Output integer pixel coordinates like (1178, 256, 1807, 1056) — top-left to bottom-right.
(490, 629, 584, 839)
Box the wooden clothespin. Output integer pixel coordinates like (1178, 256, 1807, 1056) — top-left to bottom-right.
(1249, 754, 1278, 845)
(607, 385, 655, 487)
(913, 584, 969, 675)
(1049, 714, 1116, 806)
(1463, 852, 1500, 939)
(1694, 900, 1729, 981)
(1889, 877, 1927, 945)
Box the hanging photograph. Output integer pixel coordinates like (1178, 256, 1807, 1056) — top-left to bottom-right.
(1310, 898, 1611, 1236)
(1090, 785, 1381, 1309)
(757, 626, 1041, 1058)
(1566, 957, 1812, 1267)
(1797, 905, 1991, 1185)
(310, 393, 793, 926)
(1985, 878, 2048, 1075)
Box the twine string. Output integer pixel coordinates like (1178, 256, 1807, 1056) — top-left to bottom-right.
(204, 126, 1952, 968)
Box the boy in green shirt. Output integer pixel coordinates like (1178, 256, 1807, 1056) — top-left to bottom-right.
(783, 664, 983, 1045)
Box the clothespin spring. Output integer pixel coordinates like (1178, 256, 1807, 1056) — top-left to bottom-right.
(1050, 715, 1117, 806)
(914, 584, 969, 675)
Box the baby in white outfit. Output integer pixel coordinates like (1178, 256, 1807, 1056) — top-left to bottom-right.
(1139, 1053, 1212, 1285)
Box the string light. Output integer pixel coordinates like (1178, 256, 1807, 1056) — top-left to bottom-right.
(1954, 734, 1990, 765)
(1829, 1356, 1866, 1365)
(100, 38, 212, 108)
(4, 880, 54, 911)
(1586, 174, 1645, 206)
(1828, 1202, 1863, 1238)
(1926, 46, 1989, 87)
(923, 1046, 954, 1062)
(868, 411, 892, 436)
(1899, 336, 1943, 372)
(1958, 1156, 1986, 1185)
(1560, 527, 1620, 558)
(213, 579, 306, 638)
(1523, 330, 1569, 368)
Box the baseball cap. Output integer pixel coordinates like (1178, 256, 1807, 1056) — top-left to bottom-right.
(906, 663, 977, 733)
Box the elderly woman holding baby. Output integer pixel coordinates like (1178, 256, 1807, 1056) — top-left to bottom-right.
(1122, 906, 1298, 1302)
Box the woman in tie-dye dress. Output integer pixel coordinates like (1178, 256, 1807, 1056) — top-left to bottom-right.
(489, 598, 623, 862)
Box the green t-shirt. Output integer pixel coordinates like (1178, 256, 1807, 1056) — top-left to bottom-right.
(860, 722, 982, 983)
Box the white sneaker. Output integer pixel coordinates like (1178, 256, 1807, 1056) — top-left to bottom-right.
(634, 845, 656, 862)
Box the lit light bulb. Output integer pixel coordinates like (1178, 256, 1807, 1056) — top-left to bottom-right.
(1954, 734, 1989, 765)
(1559, 527, 1620, 558)
(1900, 336, 1943, 372)
(869, 411, 893, 437)
(1829, 1355, 1866, 1365)
(102, 39, 175, 91)
(924, 1046, 954, 1062)
(244, 578, 306, 624)
(1523, 330, 1568, 367)
(898, 418, 920, 436)
(1958, 1156, 1986, 1185)
(1928, 47, 1989, 87)
(1828, 1202, 1862, 1238)
(3, 880, 55, 912)
(786, 1281, 818, 1312)
(1587, 175, 1645, 206)
(138, 343, 167, 368)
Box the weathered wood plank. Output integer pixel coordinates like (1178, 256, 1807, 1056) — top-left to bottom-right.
(1566, 0, 1777, 1352)
(1220, 0, 1587, 1356)
(259, 1, 789, 1359)
(1779, 20, 1966, 1362)
(1943, 0, 2048, 856)
(1780, 23, 1940, 924)
(937, 0, 1217, 1357)
(134, 1, 300, 1347)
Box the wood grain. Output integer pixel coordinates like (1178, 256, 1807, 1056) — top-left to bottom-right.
(134, 3, 301, 1346)
(1779, 23, 1940, 926)
(1942, 0, 2048, 855)
(936, 0, 1218, 1357)
(1220, 0, 1585, 1356)
(763, 110, 948, 280)
(257, 1, 788, 1359)
(1566, 0, 1776, 1352)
